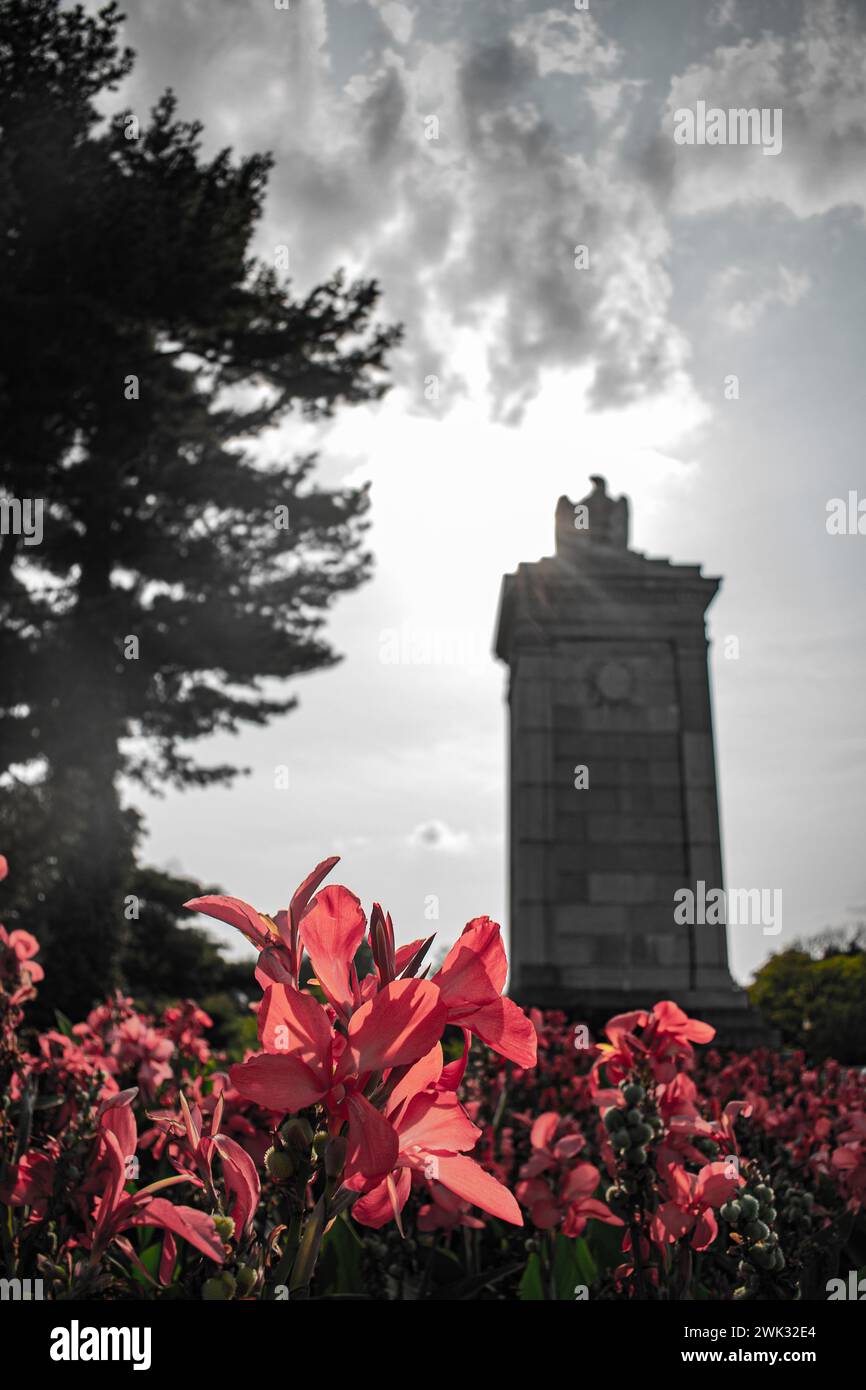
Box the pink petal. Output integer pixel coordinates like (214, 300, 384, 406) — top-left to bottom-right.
(258, 983, 333, 1070)
(133, 1198, 225, 1263)
(530, 1111, 560, 1152)
(212, 1133, 261, 1236)
(159, 1230, 177, 1286)
(561, 1163, 600, 1202)
(229, 1054, 326, 1113)
(345, 1092, 399, 1180)
(463, 996, 537, 1068)
(300, 885, 366, 1015)
(397, 1090, 480, 1155)
(352, 1168, 411, 1228)
(387, 1043, 443, 1112)
(433, 917, 507, 1008)
(185, 895, 271, 951)
(434, 1154, 523, 1226)
(348, 978, 447, 1075)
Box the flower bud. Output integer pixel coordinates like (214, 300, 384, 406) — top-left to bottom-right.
(235, 1265, 258, 1296)
(745, 1219, 770, 1243)
(213, 1215, 236, 1243)
(621, 1082, 645, 1107)
(282, 1117, 315, 1151)
(202, 1273, 236, 1301)
(749, 1242, 775, 1270)
(265, 1146, 296, 1182)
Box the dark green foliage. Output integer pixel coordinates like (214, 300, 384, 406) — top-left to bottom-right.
(749, 945, 866, 1062)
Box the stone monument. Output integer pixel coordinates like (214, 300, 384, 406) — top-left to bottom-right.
(494, 476, 768, 1044)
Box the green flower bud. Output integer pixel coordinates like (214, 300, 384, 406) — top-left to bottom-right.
(755, 1184, 774, 1203)
(313, 1132, 330, 1159)
(282, 1117, 314, 1151)
(610, 1129, 631, 1153)
(235, 1265, 258, 1296)
(627, 1145, 648, 1166)
(621, 1082, 645, 1107)
(202, 1273, 236, 1301)
(720, 1200, 742, 1224)
(624, 1108, 643, 1128)
(745, 1220, 770, 1243)
(603, 1107, 626, 1132)
(264, 1146, 296, 1182)
(738, 1194, 759, 1221)
(749, 1242, 775, 1270)
(213, 1214, 235, 1243)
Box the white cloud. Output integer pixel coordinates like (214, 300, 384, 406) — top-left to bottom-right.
(406, 819, 470, 853)
(111, 0, 700, 422)
(712, 263, 812, 333)
(663, 1, 866, 221)
(511, 8, 620, 77)
(372, 1, 414, 46)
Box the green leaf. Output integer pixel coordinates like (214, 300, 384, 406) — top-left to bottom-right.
(518, 1252, 545, 1301)
(571, 1235, 599, 1290)
(130, 1243, 163, 1288)
(317, 1214, 365, 1297)
(584, 1216, 625, 1275)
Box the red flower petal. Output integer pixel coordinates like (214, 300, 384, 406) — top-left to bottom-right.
(300, 884, 366, 1015)
(345, 1092, 399, 1180)
(463, 996, 537, 1068)
(348, 978, 447, 1075)
(229, 1054, 326, 1113)
(433, 1154, 523, 1226)
(434, 916, 507, 1009)
(258, 983, 333, 1070)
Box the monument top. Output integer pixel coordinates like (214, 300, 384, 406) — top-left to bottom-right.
(555, 475, 629, 555)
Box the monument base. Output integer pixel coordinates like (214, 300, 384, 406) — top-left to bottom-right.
(511, 971, 779, 1048)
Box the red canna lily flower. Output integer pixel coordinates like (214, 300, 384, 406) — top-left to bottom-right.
(351, 1064, 523, 1228)
(187, 857, 536, 1240)
(229, 976, 448, 1180)
(84, 1093, 225, 1282)
(651, 1159, 742, 1252)
(148, 1090, 261, 1239)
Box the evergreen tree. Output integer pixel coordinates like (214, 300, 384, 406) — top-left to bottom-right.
(0, 0, 400, 1016)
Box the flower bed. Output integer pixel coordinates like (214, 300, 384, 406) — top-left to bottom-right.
(1, 854, 864, 1300)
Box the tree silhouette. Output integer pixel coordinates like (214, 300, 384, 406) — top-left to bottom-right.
(0, 0, 401, 1016)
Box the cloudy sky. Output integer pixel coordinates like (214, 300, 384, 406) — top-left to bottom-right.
(98, 0, 865, 985)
